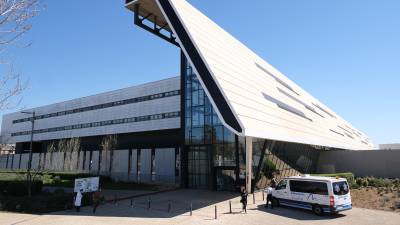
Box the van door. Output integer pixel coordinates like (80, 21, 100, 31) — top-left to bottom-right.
(273, 179, 289, 200)
(332, 181, 351, 206)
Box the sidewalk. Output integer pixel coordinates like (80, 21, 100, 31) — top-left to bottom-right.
(0, 190, 399, 225)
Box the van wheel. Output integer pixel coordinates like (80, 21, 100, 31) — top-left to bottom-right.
(312, 205, 324, 216)
(272, 198, 280, 207)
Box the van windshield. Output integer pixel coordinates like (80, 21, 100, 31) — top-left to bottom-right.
(333, 181, 349, 195)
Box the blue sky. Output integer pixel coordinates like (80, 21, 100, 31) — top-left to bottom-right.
(2, 0, 399, 147)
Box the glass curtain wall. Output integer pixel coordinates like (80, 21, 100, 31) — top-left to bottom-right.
(182, 54, 323, 192)
(183, 56, 238, 191)
(251, 138, 323, 192)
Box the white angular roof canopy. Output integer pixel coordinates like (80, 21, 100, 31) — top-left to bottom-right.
(126, 0, 373, 150)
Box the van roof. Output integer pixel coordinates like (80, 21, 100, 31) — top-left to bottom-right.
(286, 175, 347, 182)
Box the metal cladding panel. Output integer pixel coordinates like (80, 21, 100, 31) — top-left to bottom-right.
(1, 77, 180, 143)
(157, 0, 372, 150)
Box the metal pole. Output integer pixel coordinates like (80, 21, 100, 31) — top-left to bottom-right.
(23, 111, 35, 197)
(215, 205, 217, 220)
(190, 201, 192, 216)
(229, 201, 232, 214)
(148, 197, 151, 210)
(27, 112, 35, 173)
(253, 193, 255, 204)
(130, 199, 134, 208)
(262, 190, 265, 201)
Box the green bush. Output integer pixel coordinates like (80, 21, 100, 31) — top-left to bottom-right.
(312, 172, 355, 187)
(0, 180, 43, 196)
(0, 193, 74, 213)
(366, 177, 393, 188)
(262, 159, 277, 179)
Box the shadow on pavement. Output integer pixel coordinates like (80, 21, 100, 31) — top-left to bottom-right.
(49, 189, 238, 219)
(254, 204, 346, 221)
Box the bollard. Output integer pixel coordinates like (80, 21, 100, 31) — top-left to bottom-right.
(229, 201, 232, 214)
(148, 197, 151, 210)
(190, 201, 193, 216)
(130, 199, 134, 208)
(168, 201, 171, 213)
(253, 193, 255, 204)
(262, 191, 265, 201)
(215, 205, 217, 220)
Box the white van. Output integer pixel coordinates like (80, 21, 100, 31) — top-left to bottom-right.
(272, 175, 352, 215)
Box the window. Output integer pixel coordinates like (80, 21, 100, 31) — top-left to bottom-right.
(137, 149, 141, 180)
(151, 149, 156, 181)
(312, 103, 336, 118)
(256, 63, 299, 95)
(276, 180, 287, 190)
(290, 180, 328, 195)
(333, 181, 349, 196)
(329, 129, 344, 137)
(263, 93, 312, 121)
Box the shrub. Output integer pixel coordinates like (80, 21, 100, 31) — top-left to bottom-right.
(0, 180, 43, 196)
(312, 172, 355, 187)
(262, 159, 277, 179)
(0, 193, 74, 213)
(366, 177, 392, 188)
(361, 178, 369, 187)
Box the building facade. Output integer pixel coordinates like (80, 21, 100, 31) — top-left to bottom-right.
(0, 0, 374, 192)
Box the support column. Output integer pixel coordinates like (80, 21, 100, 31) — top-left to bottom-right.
(245, 136, 253, 193)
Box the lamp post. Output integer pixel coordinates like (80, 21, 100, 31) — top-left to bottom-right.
(21, 111, 35, 197)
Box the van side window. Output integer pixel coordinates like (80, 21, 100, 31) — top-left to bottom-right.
(290, 180, 328, 195)
(276, 180, 287, 190)
(333, 181, 349, 195)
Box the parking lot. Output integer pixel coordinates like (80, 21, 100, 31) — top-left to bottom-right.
(0, 189, 399, 225)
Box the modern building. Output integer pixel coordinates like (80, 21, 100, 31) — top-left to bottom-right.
(0, 0, 373, 192)
(379, 144, 400, 150)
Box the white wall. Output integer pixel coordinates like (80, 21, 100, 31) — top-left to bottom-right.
(1, 77, 180, 144)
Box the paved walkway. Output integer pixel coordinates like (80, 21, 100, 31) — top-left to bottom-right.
(0, 190, 399, 225)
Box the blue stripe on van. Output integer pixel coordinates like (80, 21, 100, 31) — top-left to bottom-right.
(276, 198, 331, 212)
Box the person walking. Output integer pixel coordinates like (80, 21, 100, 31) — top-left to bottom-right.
(240, 186, 248, 213)
(74, 189, 83, 212)
(265, 186, 274, 209)
(92, 188, 103, 214)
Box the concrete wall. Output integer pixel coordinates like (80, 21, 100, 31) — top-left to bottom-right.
(111, 150, 129, 181)
(155, 148, 175, 183)
(140, 149, 152, 182)
(90, 151, 99, 173)
(129, 149, 138, 181)
(12, 154, 20, 169)
(0, 148, 178, 184)
(0, 155, 7, 169)
(317, 150, 400, 178)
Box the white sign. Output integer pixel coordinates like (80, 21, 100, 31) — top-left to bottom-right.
(74, 177, 99, 193)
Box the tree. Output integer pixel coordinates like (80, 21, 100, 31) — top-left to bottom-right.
(100, 135, 118, 176)
(0, 0, 41, 110)
(64, 137, 80, 171)
(1, 0, 41, 197)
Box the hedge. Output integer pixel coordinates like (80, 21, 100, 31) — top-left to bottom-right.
(0, 191, 94, 213)
(311, 172, 355, 186)
(0, 180, 43, 196)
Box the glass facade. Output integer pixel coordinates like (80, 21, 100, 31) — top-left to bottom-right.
(182, 54, 323, 192)
(183, 56, 238, 191)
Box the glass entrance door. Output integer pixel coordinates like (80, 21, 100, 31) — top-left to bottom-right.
(215, 167, 237, 191)
(188, 146, 210, 189)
